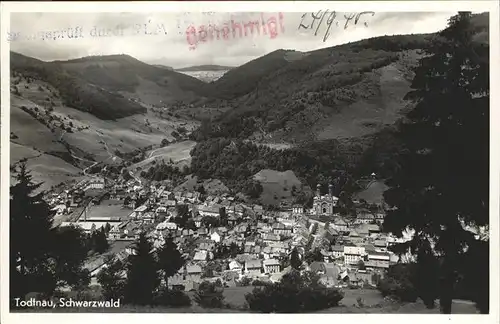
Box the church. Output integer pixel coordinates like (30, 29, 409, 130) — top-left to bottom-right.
(313, 183, 339, 216)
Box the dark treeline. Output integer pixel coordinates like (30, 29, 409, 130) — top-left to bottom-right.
(189, 136, 393, 195)
(141, 160, 189, 185)
(382, 12, 489, 313)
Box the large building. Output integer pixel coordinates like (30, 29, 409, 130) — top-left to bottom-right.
(313, 184, 339, 216)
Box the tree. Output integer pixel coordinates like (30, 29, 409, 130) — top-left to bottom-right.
(382, 12, 489, 314)
(357, 260, 366, 271)
(10, 162, 90, 299)
(124, 233, 160, 305)
(290, 247, 302, 270)
(173, 204, 190, 228)
(97, 254, 126, 300)
(10, 162, 59, 298)
(304, 248, 323, 264)
(196, 185, 206, 195)
(51, 225, 91, 290)
(194, 281, 225, 308)
(157, 236, 185, 289)
(245, 270, 344, 313)
(92, 228, 109, 254)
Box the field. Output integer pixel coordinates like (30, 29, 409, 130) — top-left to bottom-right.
(82, 200, 133, 221)
(253, 169, 303, 206)
(10, 74, 200, 189)
(316, 63, 412, 141)
(128, 140, 197, 172)
(354, 180, 389, 205)
(11, 143, 83, 192)
(174, 175, 230, 195)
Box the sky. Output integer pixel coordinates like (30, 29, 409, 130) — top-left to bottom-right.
(9, 11, 457, 68)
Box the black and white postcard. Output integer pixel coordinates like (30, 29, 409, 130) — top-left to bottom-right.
(1, 1, 499, 323)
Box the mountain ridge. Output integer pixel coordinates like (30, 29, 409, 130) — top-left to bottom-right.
(176, 65, 233, 72)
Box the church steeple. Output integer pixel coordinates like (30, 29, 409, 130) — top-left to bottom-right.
(329, 183, 334, 197)
(316, 184, 321, 197)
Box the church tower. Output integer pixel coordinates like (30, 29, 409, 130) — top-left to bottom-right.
(316, 184, 321, 197)
(328, 183, 334, 197)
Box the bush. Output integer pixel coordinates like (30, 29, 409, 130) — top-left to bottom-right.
(193, 281, 225, 308)
(245, 270, 344, 313)
(238, 277, 252, 287)
(155, 289, 192, 307)
(377, 277, 418, 302)
(252, 279, 272, 287)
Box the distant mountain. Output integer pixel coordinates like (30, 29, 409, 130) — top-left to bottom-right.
(193, 13, 489, 144)
(178, 70, 228, 83)
(210, 49, 294, 100)
(176, 65, 233, 72)
(153, 64, 174, 71)
(11, 53, 211, 120)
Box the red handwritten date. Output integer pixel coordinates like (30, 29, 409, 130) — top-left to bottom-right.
(298, 10, 375, 42)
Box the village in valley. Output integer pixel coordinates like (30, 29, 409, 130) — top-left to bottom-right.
(49, 168, 412, 293)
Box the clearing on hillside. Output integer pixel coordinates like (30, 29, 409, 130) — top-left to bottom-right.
(253, 169, 303, 206)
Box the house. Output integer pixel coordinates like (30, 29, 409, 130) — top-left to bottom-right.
(193, 250, 209, 262)
(227, 214, 239, 226)
(366, 224, 381, 235)
(210, 231, 222, 243)
(344, 245, 366, 265)
(197, 227, 209, 236)
(375, 212, 385, 223)
(194, 215, 203, 228)
(108, 225, 122, 240)
(142, 212, 156, 224)
(161, 199, 177, 208)
(245, 259, 262, 276)
(263, 259, 280, 274)
(366, 251, 390, 269)
(163, 222, 178, 230)
(356, 210, 375, 224)
(198, 204, 224, 218)
(186, 264, 203, 282)
(323, 227, 340, 243)
(373, 239, 387, 251)
(197, 239, 215, 251)
(253, 205, 264, 214)
(228, 260, 243, 272)
(333, 218, 348, 232)
(261, 233, 281, 244)
(132, 205, 148, 219)
(272, 223, 293, 236)
(292, 205, 304, 214)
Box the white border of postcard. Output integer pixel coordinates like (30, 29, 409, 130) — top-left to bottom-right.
(1, 1, 499, 324)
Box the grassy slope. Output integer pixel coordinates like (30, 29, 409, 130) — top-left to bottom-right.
(253, 169, 303, 206)
(57, 55, 212, 104)
(11, 52, 213, 120)
(10, 72, 198, 189)
(203, 13, 488, 144)
(210, 49, 296, 100)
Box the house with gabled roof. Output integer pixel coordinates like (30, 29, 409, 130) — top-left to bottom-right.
(261, 233, 281, 244)
(193, 250, 209, 262)
(244, 259, 262, 276)
(263, 259, 280, 274)
(333, 218, 348, 232)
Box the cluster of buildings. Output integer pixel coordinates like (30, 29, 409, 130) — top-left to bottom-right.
(50, 175, 413, 291)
